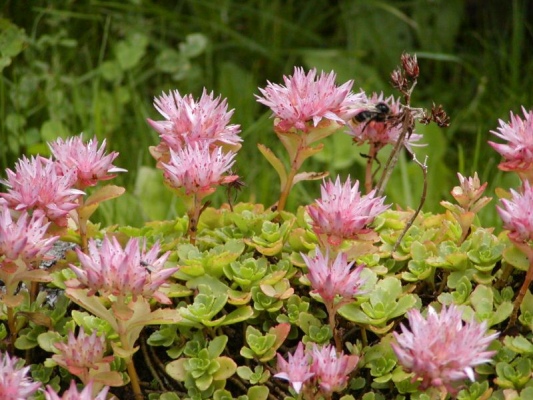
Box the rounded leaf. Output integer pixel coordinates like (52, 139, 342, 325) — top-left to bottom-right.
(212, 356, 237, 380)
(37, 331, 62, 353)
(165, 358, 188, 381)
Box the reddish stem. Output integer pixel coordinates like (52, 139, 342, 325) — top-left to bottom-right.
(509, 241, 533, 327)
(187, 194, 203, 245)
(364, 144, 378, 194)
(77, 196, 88, 253)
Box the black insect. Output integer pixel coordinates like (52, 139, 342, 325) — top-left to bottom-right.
(353, 102, 391, 125)
(225, 171, 245, 211)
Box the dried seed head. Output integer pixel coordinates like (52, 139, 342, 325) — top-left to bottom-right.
(431, 103, 451, 127)
(401, 52, 419, 79)
(390, 69, 408, 92)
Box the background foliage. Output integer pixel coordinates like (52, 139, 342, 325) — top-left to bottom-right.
(1, 0, 532, 227)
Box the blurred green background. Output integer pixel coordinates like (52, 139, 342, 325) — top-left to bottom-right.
(1, 0, 531, 227)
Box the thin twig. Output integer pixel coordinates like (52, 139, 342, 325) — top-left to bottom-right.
(228, 375, 249, 393)
(147, 338, 182, 392)
(371, 155, 382, 181)
(376, 69, 419, 196)
(392, 153, 428, 253)
(375, 115, 409, 197)
(140, 334, 169, 391)
(263, 364, 292, 399)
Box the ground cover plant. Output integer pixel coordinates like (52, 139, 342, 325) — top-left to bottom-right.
(1, 1, 532, 228)
(2, 48, 533, 400)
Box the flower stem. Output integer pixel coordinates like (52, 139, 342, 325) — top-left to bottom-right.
(30, 281, 38, 303)
(77, 196, 88, 253)
(364, 144, 378, 194)
(6, 306, 16, 353)
(325, 302, 341, 353)
(118, 326, 143, 399)
(277, 169, 297, 213)
(115, 301, 144, 399)
(126, 358, 143, 399)
(509, 241, 533, 327)
(277, 135, 306, 213)
(360, 325, 368, 348)
(187, 194, 203, 245)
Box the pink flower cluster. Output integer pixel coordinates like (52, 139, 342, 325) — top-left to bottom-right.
(497, 180, 533, 243)
(44, 381, 110, 400)
(347, 92, 422, 149)
(161, 142, 238, 197)
(310, 344, 359, 394)
(148, 89, 242, 152)
(52, 328, 113, 382)
(67, 236, 178, 304)
(0, 134, 125, 227)
(1, 350, 113, 399)
(49, 135, 126, 189)
(0, 204, 57, 265)
(0, 351, 41, 400)
(307, 176, 389, 246)
(0, 156, 83, 227)
(148, 90, 240, 199)
(302, 247, 366, 307)
(274, 342, 359, 395)
(256, 67, 366, 133)
(489, 107, 533, 179)
(391, 305, 498, 393)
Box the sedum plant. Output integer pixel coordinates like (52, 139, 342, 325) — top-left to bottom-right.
(240, 323, 290, 362)
(2, 53, 533, 400)
(165, 334, 237, 396)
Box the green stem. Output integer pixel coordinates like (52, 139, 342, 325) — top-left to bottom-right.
(277, 166, 298, 213)
(114, 296, 144, 399)
(117, 321, 143, 399)
(6, 306, 16, 353)
(360, 325, 368, 348)
(277, 135, 306, 213)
